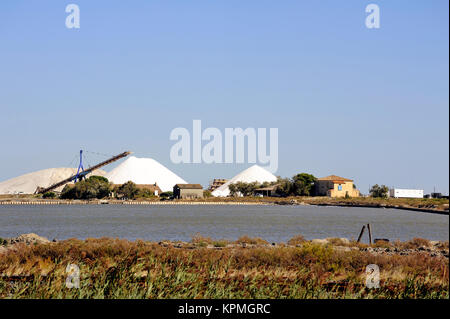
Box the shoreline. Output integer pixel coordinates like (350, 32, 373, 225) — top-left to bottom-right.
(0, 197, 448, 214)
(1, 233, 449, 254)
(310, 202, 450, 215)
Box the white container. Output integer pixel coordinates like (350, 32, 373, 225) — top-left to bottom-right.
(389, 188, 424, 198)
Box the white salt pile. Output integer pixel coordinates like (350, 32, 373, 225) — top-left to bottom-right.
(211, 165, 277, 197)
(0, 168, 106, 194)
(105, 156, 187, 192)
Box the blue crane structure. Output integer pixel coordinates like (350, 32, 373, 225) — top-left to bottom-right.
(35, 150, 131, 194)
(74, 150, 85, 183)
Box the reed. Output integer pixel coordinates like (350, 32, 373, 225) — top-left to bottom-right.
(0, 237, 447, 299)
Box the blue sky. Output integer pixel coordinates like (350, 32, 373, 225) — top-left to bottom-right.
(0, 0, 448, 194)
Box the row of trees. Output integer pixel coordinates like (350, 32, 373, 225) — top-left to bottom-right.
(228, 178, 389, 198)
(48, 177, 211, 200)
(229, 181, 271, 197)
(275, 173, 317, 197)
(60, 176, 111, 200)
(228, 173, 317, 197)
(60, 177, 160, 200)
(114, 181, 174, 199)
(54, 175, 390, 200)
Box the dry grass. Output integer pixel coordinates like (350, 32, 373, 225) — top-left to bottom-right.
(235, 236, 268, 245)
(400, 238, 432, 249)
(191, 233, 213, 245)
(326, 238, 349, 246)
(0, 237, 447, 299)
(436, 241, 449, 250)
(287, 235, 306, 246)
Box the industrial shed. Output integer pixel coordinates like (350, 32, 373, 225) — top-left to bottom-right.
(173, 184, 204, 199)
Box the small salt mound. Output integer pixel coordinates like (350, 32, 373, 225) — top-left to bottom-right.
(212, 165, 277, 197)
(105, 156, 187, 192)
(0, 168, 107, 194)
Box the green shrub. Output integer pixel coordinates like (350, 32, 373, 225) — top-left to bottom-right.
(160, 191, 173, 199)
(114, 181, 139, 200)
(203, 190, 212, 198)
(136, 188, 156, 199)
(42, 192, 56, 199)
(60, 176, 111, 200)
(213, 240, 228, 247)
(369, 184, 389, 198)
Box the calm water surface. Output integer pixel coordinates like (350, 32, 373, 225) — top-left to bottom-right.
(0, 205, 448, 243)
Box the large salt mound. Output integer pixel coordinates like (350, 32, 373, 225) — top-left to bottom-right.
(212, 165, 277, 197)
(105, 156, 187, 192)
(0, 168, 107, 194)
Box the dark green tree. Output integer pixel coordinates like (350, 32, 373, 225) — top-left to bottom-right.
(60, 176, 111, 199)
(203, 190, 212, 198)
(229, 181, 260, 197)
(292, 173, 317, 196)
(274, 173, 317, 197)
(160, 191, 174, 199)
(116, 181, 139, 200)
(42, 191, 56, 199)
(369, 184, 389, 198)
(275, 177, 294, 197)
(229, 183, 238, 196)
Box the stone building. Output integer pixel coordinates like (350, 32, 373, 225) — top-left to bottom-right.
(315, 175, 359, 198)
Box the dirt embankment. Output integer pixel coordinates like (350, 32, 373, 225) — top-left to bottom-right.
(0, 195, 448, 214)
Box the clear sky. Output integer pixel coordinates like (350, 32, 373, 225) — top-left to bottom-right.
(0, 0, 448, 194)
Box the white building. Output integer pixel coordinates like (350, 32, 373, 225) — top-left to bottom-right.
(389, 188, 424, 198)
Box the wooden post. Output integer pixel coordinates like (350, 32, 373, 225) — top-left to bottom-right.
(367, 223, 372, 245)
(357, 225, 366, 243)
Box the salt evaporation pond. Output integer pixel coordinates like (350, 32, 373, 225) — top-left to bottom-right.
(0, 205, 448, 243)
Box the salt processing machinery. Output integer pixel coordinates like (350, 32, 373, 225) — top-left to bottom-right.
(34, 150, 132, 194)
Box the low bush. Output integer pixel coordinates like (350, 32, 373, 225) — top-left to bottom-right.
(60, 176, 111, 200)
(213, 240, 228, 247)
(287, 234, 306, 246)
(160, 191, 173, 199)
(42, 192, 56, 199)
(191, 233, 213, 245)
(401, 238, 432, 249)
(235, 236, 268, 245)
